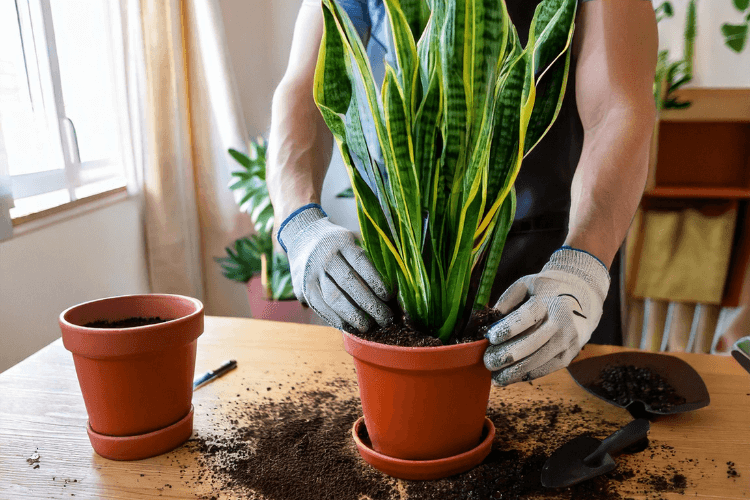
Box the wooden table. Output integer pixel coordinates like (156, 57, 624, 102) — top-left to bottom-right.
(1, 316, 748, 499)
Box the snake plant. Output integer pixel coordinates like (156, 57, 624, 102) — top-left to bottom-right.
(315, 0, 577, 341)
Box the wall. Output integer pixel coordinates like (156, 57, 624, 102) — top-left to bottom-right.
(219, 0, 360, 234)
(656, 0, 750, 87)
(0, 198, 150, 373)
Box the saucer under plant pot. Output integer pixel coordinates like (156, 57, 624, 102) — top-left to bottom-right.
(59, 294, 204, 461)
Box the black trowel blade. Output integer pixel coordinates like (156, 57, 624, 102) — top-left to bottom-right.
(541, 435, 615, 488)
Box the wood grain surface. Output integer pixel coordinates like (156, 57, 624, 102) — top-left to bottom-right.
(1, 316, 748, 499)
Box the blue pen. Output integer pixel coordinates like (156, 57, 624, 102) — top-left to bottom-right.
(193, 360, 237, 390)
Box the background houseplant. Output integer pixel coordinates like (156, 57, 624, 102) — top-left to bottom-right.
(217, 138, 313, 322)
(654, 0, 696, 111)
(721, 0, 750, 53)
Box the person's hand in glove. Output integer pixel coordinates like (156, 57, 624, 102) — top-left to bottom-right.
(277, 203, 394, 333)
(483, 247, 611, 386)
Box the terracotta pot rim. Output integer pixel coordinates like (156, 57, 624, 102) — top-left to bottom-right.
(60, 294, 204, 359)
(342, 330, 490, 371)
(352, 416, 495, 480)
(60, 293, 203, 331)
(343, 329, 488, 352)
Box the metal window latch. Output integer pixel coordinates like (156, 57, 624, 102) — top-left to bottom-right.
(61, 117, 81, 165)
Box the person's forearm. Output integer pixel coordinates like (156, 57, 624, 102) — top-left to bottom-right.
(565, 104, 654, 268)
(267, 79, 333, 225)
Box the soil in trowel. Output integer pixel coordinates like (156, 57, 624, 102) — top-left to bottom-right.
(187, 377, 696, 500)
(84, 317, 169, 328)
(586, 364, 687, 412)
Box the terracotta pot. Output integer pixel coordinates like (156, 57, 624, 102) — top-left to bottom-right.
(342, 331, 493, 465)
(246, 276, 312, 323)
(59, 294, 203, 461)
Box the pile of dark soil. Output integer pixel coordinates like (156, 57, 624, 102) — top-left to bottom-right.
(356, 308, 504, 347)
(187, 378, 693, 500)
(586, 365, 686, 412)
(84, 317, 168, 328)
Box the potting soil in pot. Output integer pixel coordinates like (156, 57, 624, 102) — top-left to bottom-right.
(586, 364, 686, 412)
(181, 374, 712, 500)
(354, 308, 503, 347)
(84, 317, 169, 328)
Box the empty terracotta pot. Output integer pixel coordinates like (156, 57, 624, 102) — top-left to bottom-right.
(342, 331, 493, 464)
(59, 294, 203, 460)
(246, 277, 313, 323)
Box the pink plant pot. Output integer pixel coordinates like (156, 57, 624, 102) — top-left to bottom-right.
(246, 277, 313, 324)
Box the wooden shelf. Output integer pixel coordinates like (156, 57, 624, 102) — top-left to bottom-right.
(660, 88, 750, 123)
(631, 88, 750, 309)
(644, 186, 750, 199)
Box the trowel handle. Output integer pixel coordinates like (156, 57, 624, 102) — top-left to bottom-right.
(584, 419, 650, 466)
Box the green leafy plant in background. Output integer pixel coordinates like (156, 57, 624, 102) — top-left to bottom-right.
(314, 0, 577, 341)
(655, 1, 674, 23)
(654, 0, 696, 111)
(215, 138, 295, 301)
(722, 0, 750, 53)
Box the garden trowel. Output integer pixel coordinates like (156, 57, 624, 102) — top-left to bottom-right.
(541, 418, 650, 488)
(732, 337, 750, 375)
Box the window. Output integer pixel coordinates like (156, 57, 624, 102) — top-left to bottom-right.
(0, 0, 130, 221)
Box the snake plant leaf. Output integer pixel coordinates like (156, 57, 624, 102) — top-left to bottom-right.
(383, 0, 419, 118)
(524, 37, 571, 156)
(413, 67, 442, 212)
(483, 53, 525, 222)
(383, 66, 421, 239)
(474, 186, 516, 309)
(399, 0, 430, 41)
(529, 0, 577, 76)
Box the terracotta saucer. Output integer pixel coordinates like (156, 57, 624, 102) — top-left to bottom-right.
(87, 405, 194, 461)
(352, 416, 495, 480)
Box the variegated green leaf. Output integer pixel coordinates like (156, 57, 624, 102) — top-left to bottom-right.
(474, 186, 516, 309)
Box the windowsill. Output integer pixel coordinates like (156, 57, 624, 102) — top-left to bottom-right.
(9, 186, 131, 236)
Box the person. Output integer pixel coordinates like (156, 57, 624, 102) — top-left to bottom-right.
(266, 0, 657, 386)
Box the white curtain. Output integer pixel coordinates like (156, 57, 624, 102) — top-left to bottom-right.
(120, 0, 252, 315)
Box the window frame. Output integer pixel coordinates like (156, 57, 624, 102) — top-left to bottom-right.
(7, 0, 130, 211)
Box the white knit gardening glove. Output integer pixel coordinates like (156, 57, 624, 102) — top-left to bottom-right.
(277, 204, 394, 333)
(484, 247, 611, 386)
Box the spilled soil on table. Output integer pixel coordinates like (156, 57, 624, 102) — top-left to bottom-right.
(183, 376, 701, 500)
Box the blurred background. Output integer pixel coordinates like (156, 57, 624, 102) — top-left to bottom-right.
(0, 0, 748, 372)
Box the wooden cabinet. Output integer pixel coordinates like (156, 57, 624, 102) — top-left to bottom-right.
(635, 88, 750, 307)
